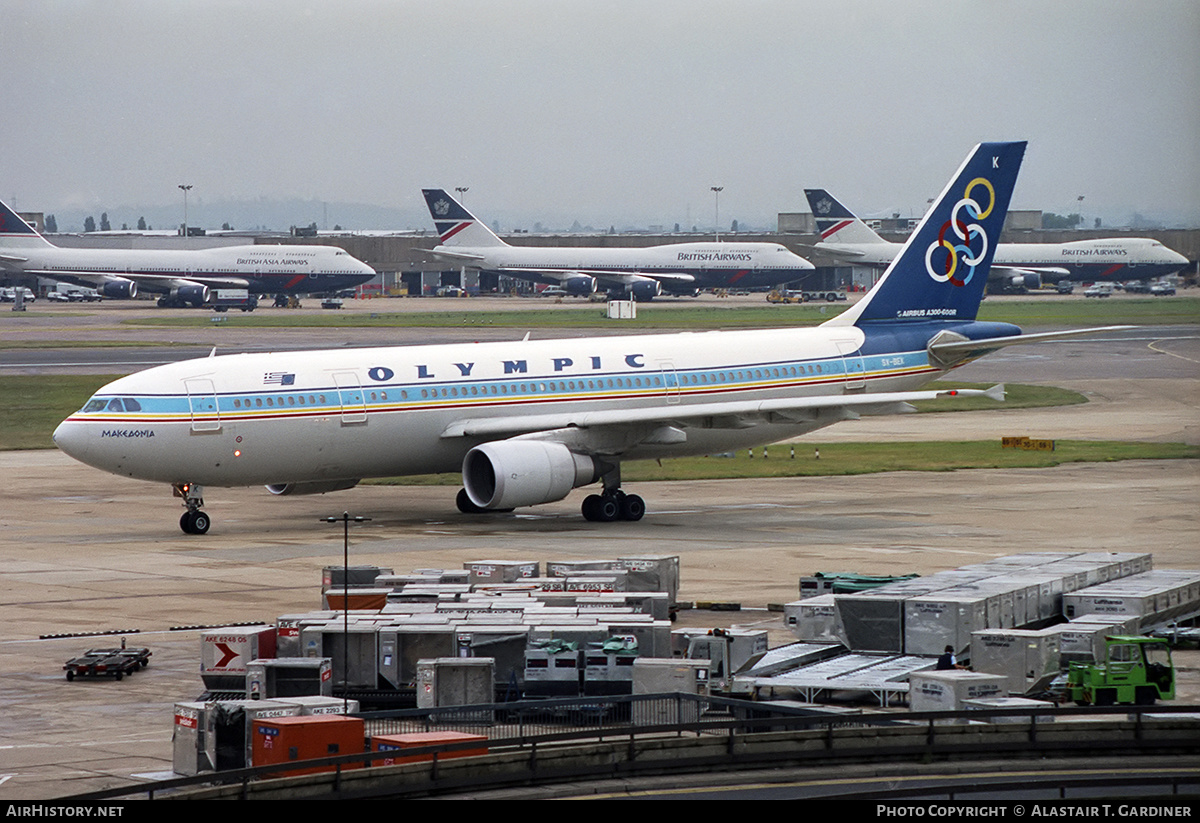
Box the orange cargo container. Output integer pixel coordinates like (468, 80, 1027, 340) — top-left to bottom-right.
(371, 731, 489, 765)
(252, 715, 365, 777)
(322, 589, 389, 611)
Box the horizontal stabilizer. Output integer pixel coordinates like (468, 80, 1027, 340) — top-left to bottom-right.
(428, 248, 488, 262)
(804, 243, 867, 259)
(928, 326, 1133, 367)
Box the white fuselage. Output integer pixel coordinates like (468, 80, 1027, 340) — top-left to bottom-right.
(438, 241, 815, 290)
(53, 324, 945, 490)
(2, 243, 376, 295)
(817, 237, 1188, 282)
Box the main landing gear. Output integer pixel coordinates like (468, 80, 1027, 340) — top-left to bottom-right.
(581, 489, 644, 522)
(581, 465, 644, 522)
(173, 483, 210, 534)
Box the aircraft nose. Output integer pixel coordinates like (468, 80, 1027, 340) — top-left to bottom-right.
(53, 419, 83, 459)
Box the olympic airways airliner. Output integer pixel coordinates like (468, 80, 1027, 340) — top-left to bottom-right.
(805, 188, 1188, 292)
(422, 188, 815, 299)
(54, 142, 1126, 534)
(0, 198, 376, 307)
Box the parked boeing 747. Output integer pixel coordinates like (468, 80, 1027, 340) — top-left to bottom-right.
(0, 198, 376, 306)
(422, 188, 815, 299)
(804, 188, 1188, 293)
(55, 143, 1126, 534)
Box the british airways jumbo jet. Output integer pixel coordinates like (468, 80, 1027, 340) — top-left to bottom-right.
(422, 188, 815, 299)
(805, 188, 1189, 292)
(55, 143, 1124, 534)
(0, 198, 376, 307)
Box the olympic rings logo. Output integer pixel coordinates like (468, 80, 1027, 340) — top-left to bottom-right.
(925, 177, 996, 287)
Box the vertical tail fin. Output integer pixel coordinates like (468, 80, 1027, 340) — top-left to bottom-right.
(422, 189, 508, 248)
(804, 189, 887, 244)
(0, 197, 53, 248)
(825, 142, 1026, 327)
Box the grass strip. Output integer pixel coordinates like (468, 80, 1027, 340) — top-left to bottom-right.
(366, 440, 1198, 486)
(118, 296, 1200, 330)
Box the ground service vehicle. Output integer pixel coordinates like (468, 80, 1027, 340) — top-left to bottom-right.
(63, 646, 152, 681)
(1066, 636, 1174, 706)
(209, 289, 257, 312)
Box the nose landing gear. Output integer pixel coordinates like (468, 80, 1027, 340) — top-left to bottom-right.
(173, 483, 211, 534)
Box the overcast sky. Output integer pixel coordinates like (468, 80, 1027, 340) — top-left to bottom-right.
(4, 0, 1198, 230)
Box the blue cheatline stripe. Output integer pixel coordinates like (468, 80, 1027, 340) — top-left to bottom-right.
(70, 351, 937, 425)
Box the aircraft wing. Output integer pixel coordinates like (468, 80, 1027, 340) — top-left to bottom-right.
(993, 265, 1071, 278)
(121, 273, 251, 290)
(0, 252, 30, 264)
(500, 267, 696, 286)
(990, 265, 1072, 285)
(440, 384, 1005, 448)
(26, 269, 250, 294)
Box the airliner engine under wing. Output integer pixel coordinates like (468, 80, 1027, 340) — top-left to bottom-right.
(55, 142, 1128, 534)
(422, 188, 814, 299)
(0, 198, 376, 306)
(805, 188, 1188, 292)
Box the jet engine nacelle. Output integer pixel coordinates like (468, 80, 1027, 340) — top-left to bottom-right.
(563, 274, 596, 296)
(1010, 272, 1042, 291)
(462, 441, 600, 510)
(101, 279, 137, 299)
(628, 280, 661, 302)
(265, 479, 361, 496)
(173, 283, 211, 306)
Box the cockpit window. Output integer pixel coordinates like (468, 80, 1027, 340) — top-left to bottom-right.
(82, 397, 141, 413)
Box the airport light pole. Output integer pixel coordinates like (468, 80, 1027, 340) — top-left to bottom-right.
(178, 184, 193, 237)
(321, 511, 371, 711)
(456, 187, 469, 204)
(711, 187, 723, 242)
(1077, 195, 1085, 230)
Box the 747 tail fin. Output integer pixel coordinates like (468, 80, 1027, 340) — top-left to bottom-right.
(0, 197, 53, 248)
(826, 141, 1026, 327)
(422, 189, 508, 248)
(804, 189, 888, 245)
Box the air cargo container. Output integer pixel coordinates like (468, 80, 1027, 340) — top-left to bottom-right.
(200, 625, 277, 691)
(245, 657, 333, 699)
(371, 731, 489, 764)
(251, 715, 365, 776)
(968, 629, 1061, 695)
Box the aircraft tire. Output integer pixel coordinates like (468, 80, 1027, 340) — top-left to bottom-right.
(582, 494, 620, 522)
(619, 494, 646, 521)
(180, 510, 211, 535)
(456, 488, 484, 514)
